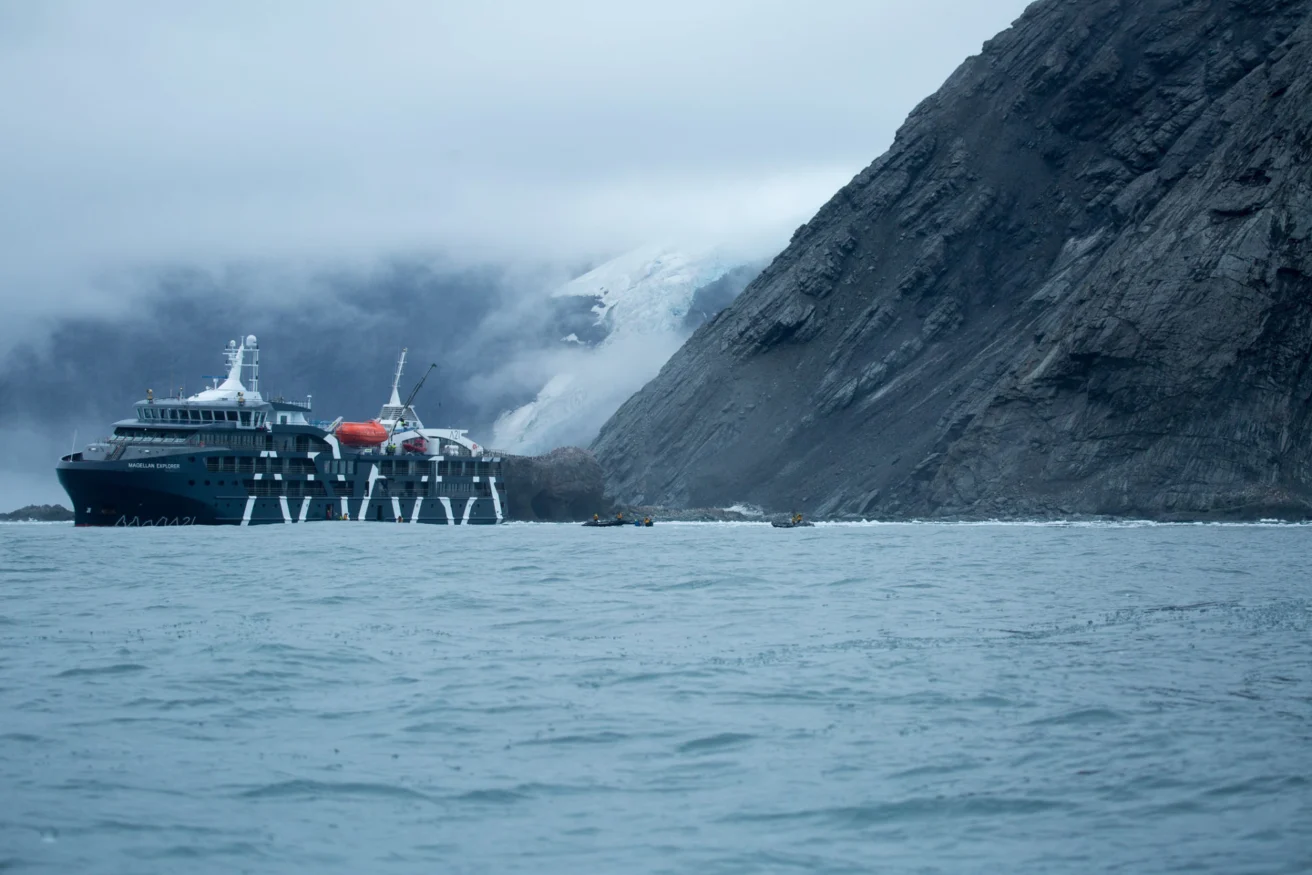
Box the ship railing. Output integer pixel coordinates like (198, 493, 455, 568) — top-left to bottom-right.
(271, 397, 313, 410)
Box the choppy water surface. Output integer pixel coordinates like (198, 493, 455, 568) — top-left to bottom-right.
(1, 522, 1309, 873)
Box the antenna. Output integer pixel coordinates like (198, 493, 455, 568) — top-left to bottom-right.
(245, 335, 259, 393)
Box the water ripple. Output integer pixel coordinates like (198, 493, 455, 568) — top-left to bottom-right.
(2, 522, 1309, 873)
(239, 780, 436, 804)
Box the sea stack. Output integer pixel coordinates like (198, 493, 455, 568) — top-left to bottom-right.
(593, 0, 1312, 521)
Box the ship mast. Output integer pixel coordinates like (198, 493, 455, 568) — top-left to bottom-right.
(388, 362, 438, 442)
(388, 347, 407, 407)
(246, 335, 260, 394)
(218, 339, 245, 390)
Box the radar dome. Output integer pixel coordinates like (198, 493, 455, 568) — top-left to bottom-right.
(246, 334, 258, 347)
(228, 340, 237, 348)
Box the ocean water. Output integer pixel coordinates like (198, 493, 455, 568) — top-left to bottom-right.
(1, 522, 1309, 874)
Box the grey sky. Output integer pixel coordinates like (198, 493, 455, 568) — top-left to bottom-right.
(0, 0, 1033, 346)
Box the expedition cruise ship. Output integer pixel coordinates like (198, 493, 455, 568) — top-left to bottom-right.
(57, 338, 505, 526)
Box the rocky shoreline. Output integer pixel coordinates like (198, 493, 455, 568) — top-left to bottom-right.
(1, 504, 74, 522)
(500, 447, 609, 522)
(613, 507, 1309, 524)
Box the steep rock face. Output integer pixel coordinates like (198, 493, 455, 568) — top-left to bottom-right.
(593, 0, 1312, 520)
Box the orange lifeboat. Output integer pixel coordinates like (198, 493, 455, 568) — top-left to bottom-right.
(335, 420, 388, 447)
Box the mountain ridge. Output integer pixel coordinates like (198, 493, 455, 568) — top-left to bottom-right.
(593, 0, 1312, 520)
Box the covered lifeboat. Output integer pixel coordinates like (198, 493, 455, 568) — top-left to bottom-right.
(401, 435, 429, 454)
(334, 419, 388, 447)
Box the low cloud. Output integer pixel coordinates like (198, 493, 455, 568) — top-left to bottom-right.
(485, 331, 691, 454)
(0, 0, 1035, 506)
(0, 0, 1030, 348)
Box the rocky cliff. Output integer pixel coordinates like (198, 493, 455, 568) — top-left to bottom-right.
(593, 0, 1312, 520)
(502, 447, 608, 521)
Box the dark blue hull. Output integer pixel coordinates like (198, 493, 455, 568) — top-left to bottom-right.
(58, 449, 504, 527)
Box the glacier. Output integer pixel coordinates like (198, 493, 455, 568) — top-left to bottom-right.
(490, 245, 748, 454)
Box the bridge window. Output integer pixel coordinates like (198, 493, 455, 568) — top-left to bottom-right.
(240, 411, 251, 426)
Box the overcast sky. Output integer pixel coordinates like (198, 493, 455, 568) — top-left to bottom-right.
(0, 0, 1033, 343)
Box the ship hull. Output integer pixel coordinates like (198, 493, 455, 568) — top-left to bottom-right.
(58, 456, 504, 527)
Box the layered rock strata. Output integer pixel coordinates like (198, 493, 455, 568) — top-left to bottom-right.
(594, 0, 1312, 520)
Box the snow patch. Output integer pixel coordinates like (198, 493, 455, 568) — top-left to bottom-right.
(552, 243, 736, 340)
